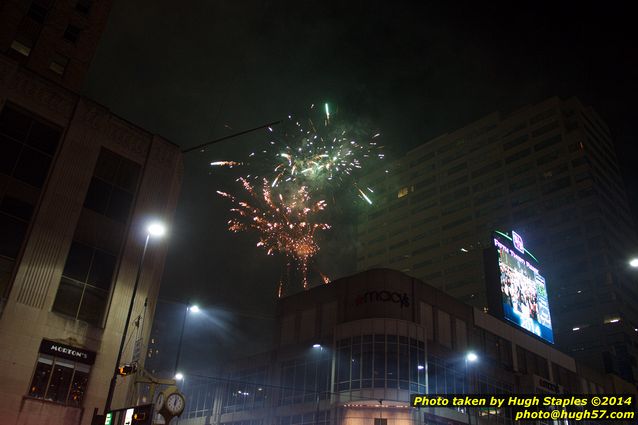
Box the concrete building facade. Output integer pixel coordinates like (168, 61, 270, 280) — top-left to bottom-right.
(0, 1, 183, 424)
(174, 269, 634, 425)
(0, 0, 114, 92)
(355, 97, 638, 383)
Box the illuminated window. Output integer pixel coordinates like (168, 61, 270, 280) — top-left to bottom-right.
(604, 316, 621, 324)
(49, 53, 69, 76)
(28, 340, 94, 407)
(10, 39, 33, 57)
(397, 187, 409, 198)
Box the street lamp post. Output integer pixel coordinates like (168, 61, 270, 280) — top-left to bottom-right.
(311, 343, 328, 425)
(174, 304, 200, 379)
(465, 352, 478, 425)
(103, 221, 166, 414)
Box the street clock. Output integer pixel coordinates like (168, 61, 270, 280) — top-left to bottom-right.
(156, 389, 186, 423)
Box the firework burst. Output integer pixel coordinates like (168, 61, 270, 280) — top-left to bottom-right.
(212, 103, 384, 204)
(217, 177, 331, 289)
(213, 103, 385, 292)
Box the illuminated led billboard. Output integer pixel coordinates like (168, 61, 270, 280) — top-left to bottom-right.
(491, 232, 554, 344)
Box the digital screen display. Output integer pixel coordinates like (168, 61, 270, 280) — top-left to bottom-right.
(494, 236, 554, 343)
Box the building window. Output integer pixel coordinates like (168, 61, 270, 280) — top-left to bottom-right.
(75, 0, 93, 14)
(336, 334, 426, 393)
(28, 340, 95, 407)
(0, 105, 61, 296)
(9, 39, 33, 57)
(52, 241, 117, 324)
(83, 149, 140, 223)
(10, 0, 53, 59)
(279, 354, 330, 406)
(397, 187, 409, 198)
(278, 412, 329, 425)
(531, 120, 560, 138)
(505, 148, 530, 164)
(179, 377, 220, 419)
(49, 52, 69, 76)
(374, 419, 388, 425)
(222, 367, 270, 412)
(52, 149, 140, 326)
(63, 25, 81, 43)
(27, 0, 53, 24)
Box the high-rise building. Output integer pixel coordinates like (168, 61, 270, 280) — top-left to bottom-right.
(0, 1, 182, 424)
(356, 97, 638, 383)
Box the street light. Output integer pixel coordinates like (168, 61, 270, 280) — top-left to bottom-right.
(147, 221, 166, 237)
(310, 343, 330, 425)
(104, 221, 166, 414)
(174, 303, 201, 380)
(465, 351, 478, 425)
(629, 258, 638, 268)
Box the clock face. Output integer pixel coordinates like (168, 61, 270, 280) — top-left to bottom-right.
(166, 392, 185, 414)
(155, 392, 165, 410)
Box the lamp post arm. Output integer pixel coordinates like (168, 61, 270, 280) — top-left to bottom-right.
(174, 306, 188, 375)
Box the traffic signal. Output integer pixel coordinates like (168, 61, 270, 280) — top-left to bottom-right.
(132, 404, 152, 424)
(133, 412, 146, 421)
(117, 363, 138, 376)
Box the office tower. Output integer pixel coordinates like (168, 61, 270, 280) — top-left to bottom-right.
(0, 1, 182, 424)
(356, 97, 638, 382)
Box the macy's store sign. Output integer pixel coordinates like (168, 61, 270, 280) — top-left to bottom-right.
(355, 290, 410, 308)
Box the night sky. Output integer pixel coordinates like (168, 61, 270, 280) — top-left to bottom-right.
(83, 1, 637, 372)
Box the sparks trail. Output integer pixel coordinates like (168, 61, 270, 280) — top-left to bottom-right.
(217, 178, 331, 290)
(212, 103, 385, 205)
(210, 161, 242, 167)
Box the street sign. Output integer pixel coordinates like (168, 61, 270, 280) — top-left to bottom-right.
(132, 338, 143, 363)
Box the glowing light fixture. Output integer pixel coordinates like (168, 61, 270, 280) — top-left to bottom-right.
(147, 222, 166, 237)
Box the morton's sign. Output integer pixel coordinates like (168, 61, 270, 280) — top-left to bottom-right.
(39, 339, 96, 364)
